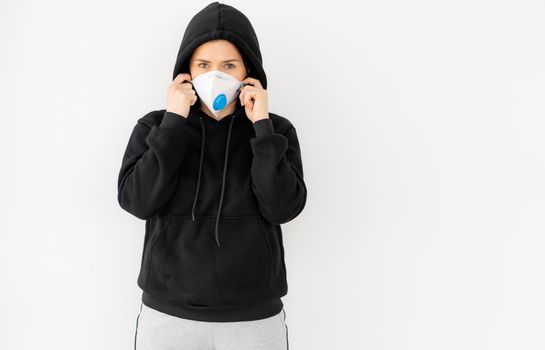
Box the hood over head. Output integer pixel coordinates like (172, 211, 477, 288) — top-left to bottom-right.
(173, 2, 266, 248)
(172, 1, 267, 89)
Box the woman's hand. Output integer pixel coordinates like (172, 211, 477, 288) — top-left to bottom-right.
(166, 73, 197, 118)
(239, 77, 269, 123)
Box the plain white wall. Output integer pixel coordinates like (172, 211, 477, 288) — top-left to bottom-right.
(1, 0, 544, 349)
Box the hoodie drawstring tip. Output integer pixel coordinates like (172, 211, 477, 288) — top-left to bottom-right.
(214, 226, 221, 247)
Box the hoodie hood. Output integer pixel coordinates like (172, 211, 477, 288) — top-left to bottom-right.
(172, 1, 267, 89)
(172, 2, 266, 247)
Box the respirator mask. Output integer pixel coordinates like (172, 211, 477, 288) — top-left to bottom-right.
(191, 70, 245, 117)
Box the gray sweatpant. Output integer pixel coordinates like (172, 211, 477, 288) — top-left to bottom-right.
(134, 302, 289, 350)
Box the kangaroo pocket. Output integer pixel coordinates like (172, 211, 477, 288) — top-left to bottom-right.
(214, 216, 273, 305)
(145, 215, 273, 307)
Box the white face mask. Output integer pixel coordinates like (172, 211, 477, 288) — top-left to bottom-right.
(191, 70, 245, 117)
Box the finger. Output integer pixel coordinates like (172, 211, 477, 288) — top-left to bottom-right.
(243, 90, 255, 107)
(242, 77, 262, 89)
(240, 89, 252, 106)
(239, 89, 245, 105)
(173, 73, 192, 84)
(174, 79, 194, 90)
(240, 84, 254, 92)
(239, 86, 256, 100)
(245, 97, 254, 109)
(179, 82, 194, 90)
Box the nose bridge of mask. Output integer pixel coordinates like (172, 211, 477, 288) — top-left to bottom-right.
(192, 70, 244, 116)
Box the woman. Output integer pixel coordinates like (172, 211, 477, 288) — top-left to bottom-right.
(117, 2, 307, 349)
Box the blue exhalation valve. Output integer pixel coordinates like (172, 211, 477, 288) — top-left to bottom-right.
(213, 94, 227, 111)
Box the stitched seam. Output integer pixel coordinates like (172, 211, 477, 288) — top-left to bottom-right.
(134, 302, 143, 350)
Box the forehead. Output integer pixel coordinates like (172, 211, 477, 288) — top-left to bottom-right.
(191, 39, 242, 59)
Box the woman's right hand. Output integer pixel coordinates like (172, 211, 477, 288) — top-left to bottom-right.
(166, 73, 197, 118)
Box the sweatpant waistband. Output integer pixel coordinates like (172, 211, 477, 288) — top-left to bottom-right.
(141, 291, 284, 322)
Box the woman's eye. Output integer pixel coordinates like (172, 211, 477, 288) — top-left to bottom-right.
(197, 63, 234, 69)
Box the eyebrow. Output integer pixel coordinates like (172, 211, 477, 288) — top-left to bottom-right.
(194, 58, 240, 63)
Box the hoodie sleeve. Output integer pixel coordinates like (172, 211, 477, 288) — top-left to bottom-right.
(117, 111, 190, 220)
(250, 118, 308, 225)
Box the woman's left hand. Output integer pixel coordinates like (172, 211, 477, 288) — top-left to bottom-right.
(239, 77, 269, 123)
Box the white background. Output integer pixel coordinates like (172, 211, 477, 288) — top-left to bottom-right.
(1, 0, 544, 349)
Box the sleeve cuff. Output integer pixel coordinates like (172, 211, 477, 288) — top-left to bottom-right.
(253, 118, 274, 137)
(160, 111, 189, 129)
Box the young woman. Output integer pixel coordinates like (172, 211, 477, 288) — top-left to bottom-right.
(117, 2, 307, 349)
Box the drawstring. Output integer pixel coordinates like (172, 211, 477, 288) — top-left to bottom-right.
(190, 113, 238, 248)
(191, 116, 206, 222)
(214, 114, 237, 247)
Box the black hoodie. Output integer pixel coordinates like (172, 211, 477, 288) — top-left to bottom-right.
(117, 2, 307, 322)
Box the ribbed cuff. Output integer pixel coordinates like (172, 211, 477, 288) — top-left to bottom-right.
(160, 111, 188, 129)
(253, 118, 274, 137)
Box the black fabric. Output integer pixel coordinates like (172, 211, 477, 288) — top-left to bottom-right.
(117, 2, 307, 322)
(172, 1, 267, 89)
